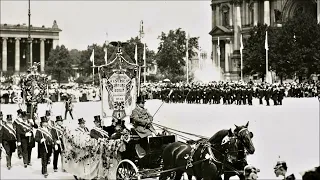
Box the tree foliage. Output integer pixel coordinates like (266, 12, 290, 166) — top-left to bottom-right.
(45, 45, 72, 84)
(156, 28, 199, 82)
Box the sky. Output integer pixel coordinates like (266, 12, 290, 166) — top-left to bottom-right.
(1, 1, 212, 53)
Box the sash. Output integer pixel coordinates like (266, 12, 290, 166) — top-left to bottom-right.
(15, 119, 32, 131)
(37, 128, 53, 142)
(93, 127, 109, 137)
(54, 126, 64, 137)
(3, 124, 16, 140)
(76, 127, 88, 133)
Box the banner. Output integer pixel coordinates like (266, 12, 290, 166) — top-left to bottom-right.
(102, 72, 137, 124)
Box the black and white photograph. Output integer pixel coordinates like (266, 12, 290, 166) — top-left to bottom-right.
(0, 0, 319, 179)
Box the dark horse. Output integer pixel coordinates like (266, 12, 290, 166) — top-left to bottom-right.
(224, 122, 255, 180)
(159, 122, 255, 180)
(159, 129, 240, 180)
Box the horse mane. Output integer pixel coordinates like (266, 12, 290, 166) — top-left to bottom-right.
(208, 129, 229, 145)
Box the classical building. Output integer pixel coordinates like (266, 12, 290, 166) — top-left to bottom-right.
(210, 0, 320, 81)
(0, 20, 61, 73)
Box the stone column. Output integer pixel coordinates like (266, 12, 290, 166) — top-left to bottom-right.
(245, 0, 250, 25)
(264, 0, 270, 25)
(212, 42, 217, 66)
(233, 0, 242, 51)
(40, 38, 45, 72)
(225, 40, 230, 74)
(241, 0, 246, 25)
(211, 3, 216, 27)
(15, 38, 20, 72)
(216, 4, 220, 26)
(230, 4, 233, 26)
(317, 0, 320, 24)
(254, 0, 259, 25)
(2, 38, 8, 72)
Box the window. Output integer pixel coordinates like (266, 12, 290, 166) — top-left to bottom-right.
(221, 5, 230, 26)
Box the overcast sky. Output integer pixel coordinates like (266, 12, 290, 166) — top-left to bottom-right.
(1, 1, 212, 53)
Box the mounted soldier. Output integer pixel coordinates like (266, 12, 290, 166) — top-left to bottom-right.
(0, 114, 17, 170)
(76, 118, 89, 133)
(35, 116, 54, 178)
(51, 115, 65, 172)
(90, 115, 109, 139)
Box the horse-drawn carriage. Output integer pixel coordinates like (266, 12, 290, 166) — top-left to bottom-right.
(63, 41, 257, 180)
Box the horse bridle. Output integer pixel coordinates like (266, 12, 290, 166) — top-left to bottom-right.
(235, 128, 252, 153)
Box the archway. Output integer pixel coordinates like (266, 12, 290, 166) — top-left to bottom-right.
(282, 0, 317, 21)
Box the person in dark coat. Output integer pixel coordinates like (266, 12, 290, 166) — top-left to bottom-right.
(15, 111, 36, 168)
(35, 116, 53, 178)
(75, 118, 89, 133)
(0, 111, 3, 160)
(64, 96, 74, 120)
(90, 115, 109, 139)
(51, 116, 64, 172)
(0, 114, 17, 170)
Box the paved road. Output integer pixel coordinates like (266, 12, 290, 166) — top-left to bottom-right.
(1, 98, 319, 179)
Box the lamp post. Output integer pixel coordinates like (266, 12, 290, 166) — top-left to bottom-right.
(26, 0, 32, 69)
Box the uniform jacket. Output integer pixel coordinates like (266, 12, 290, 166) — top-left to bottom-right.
(130, 105, 156, 138)
(51, 125, 65, 150)
(90, 127, 109, 139)
(14, 118, 35, 147)
(0, 123, 17, 142)
(75, 127, 89, 133)
(35, 127, 54, 146)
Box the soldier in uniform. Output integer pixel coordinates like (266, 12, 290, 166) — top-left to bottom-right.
(16, 111, 36, 168)
(35, 116, 53, 178)
(76, 118, 89, 133)
(90, 115, 109, 139)
(64, 96, 74, 120)
(0, 114, 17, 169)
(51, 115, 64, 172)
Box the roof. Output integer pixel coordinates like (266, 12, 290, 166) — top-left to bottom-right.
(1, 21, 62, 32)
(209, 25, 232, 36)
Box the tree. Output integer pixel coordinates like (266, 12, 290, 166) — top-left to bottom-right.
(69, 49, 81, 65)
(46, 45, 72, 85)
(242, 24, 277, 81)
(78, 44, 106, 76)
(156, 28, 198, 82)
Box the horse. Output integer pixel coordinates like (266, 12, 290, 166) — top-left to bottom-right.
(223, 121, 255, 180)
(159, 129, 240, 180)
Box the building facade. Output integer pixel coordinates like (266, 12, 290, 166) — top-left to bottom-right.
(210, 0, 320, 81)
(0, 20, 61, 73)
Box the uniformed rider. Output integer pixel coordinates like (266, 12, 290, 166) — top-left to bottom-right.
(90, 115, 109, 139)
(0, 114, 17, 170)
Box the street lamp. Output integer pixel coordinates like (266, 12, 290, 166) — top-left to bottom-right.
(26, 0, 32, 69)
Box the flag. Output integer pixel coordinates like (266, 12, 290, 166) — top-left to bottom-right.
(217, 37, 220, 56)
(104, 47, 108, 65)
(134, 44, 138, 64)
(143, 43, 146, 66)
(265, 31, 269, 51)
(90, 49, 95, 65)
(240, 34, 244, 53)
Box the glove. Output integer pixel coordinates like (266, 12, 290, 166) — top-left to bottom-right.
(41, 138, 45, 143)
(25, 132, 31, 137)
(55, 145, 58, 150)
(17, 142, 21, 146)
(56, 140, 61, 144)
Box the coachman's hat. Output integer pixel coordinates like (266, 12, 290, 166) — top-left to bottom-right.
(55, 116, 63, 122)
(94, 115, 101, 123)
(78, 118, 85, 124)
(45, 110, 51, 116)
(7, 114, 13, 121)
(40, 116, 49, 123)
(136, 96, 146, 104)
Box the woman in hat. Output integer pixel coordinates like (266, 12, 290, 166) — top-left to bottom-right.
(35, 116, 53, 178)
(90, 115, 109, 140)
(75, 118, 89, 133)
(51, 115, 64, 172)
(0, 114, 17, 170)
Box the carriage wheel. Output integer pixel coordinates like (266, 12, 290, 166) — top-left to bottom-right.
(116, 159, 140, 180)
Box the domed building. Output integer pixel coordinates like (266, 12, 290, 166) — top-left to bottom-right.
(209, 0, 320, 81)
